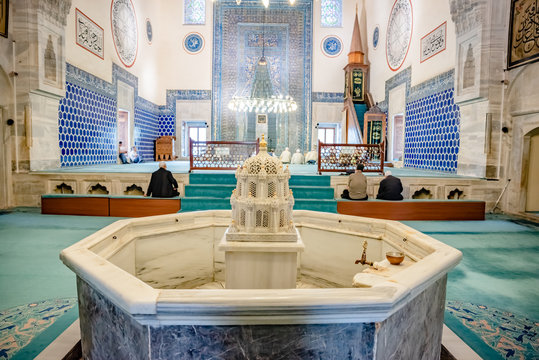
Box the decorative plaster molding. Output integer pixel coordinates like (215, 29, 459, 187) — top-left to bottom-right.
(449, 0, 487, 36)
(37, 0, 72, 26)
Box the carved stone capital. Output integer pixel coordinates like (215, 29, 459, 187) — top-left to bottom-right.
(449, 0, 487, 35)
(36, 0, 72, 26)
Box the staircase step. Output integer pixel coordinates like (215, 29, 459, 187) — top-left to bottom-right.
(294, 199, 338, 213)
(189, 173, 331, 187)
(185, 184, 334, 200)
(290, 186, 334, 199)
(185, 185, 235, 198)
(189, 173, 236, 185)
(180, 197, 231, 212)
(289, 175, 331, 187)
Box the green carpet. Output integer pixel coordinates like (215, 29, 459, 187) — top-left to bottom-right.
(0, 209, 121, 359)
(182, 173, 337, 213)
(404, 218, 539, 360)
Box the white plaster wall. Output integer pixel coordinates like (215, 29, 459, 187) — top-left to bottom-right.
(312, 0, 365, 93)
(65, 0, 163, 103)
(364, 0, 456, 102)
(156, 0, 213, 99)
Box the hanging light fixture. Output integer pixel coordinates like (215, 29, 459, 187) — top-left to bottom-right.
(227, 7, 297, 114)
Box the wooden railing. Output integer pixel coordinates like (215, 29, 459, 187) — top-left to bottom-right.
(317, 140, 385, 174)
(189, 138, 259, 172)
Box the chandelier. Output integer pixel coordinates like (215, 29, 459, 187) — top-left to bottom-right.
(226, 6, 298, 113)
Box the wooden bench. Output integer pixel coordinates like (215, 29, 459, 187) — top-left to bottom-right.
(41, 194, 181, 217)
(336, 199, 485, 221)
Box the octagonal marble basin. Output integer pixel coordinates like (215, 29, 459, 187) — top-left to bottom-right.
(61, 210, 461, 360)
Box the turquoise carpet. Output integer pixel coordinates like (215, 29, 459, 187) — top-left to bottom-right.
(181, 173, 337, 213)
(404, 218, 539, 360)
(0, 209, 121, 359)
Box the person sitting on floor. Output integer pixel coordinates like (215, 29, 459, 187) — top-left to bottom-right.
(291, 149, 305, 164)
(341, 163, 368, 200)
(118, 141, 128, 164)
(305, 146, 317, 164)
(146, 161, 179, 198)
(279, 147, 292, 163)
(376, 170, 403, 200)
(129, 146, 142, 163)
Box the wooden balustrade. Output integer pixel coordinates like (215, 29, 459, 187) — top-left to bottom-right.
(189, 138, 260, 172)
(318, 140, 385, 174)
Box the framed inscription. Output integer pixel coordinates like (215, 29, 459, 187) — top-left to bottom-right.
(351, 69, 365, 102)
(76, 9, 104, 59)
(257, 114, 267, 124)
(0, 0, 9, 38)
(420, 22, 446, 63)
(508, 0, 539, 69)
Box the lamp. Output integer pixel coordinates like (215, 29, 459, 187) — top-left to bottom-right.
(227, 5, 297, 113)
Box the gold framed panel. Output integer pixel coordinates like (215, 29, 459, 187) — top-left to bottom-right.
(508, 0, 539, 69)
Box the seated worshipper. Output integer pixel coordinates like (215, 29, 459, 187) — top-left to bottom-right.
(118, 141, 128, 164)
(376, 170, 403, 200)
(341, 163, 368, 200)
(279, 147, 292, 163)
(290, 149, 305, 164)
(129, 146, 142, 163)
(146, 161, 179, 198)
(305, 147, 317, 164)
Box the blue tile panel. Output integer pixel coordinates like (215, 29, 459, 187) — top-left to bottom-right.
(158, 114, 176, 137)
(61, 63, 164, 166)
(134, 105, 159, 161)
(58, 82, 117, 167)
(213, 0, 313, 152)
(405, 88, 460, 173)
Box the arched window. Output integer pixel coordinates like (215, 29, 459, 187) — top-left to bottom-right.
(184, 0, 205, 25)
(268, 182, 276, 198)
(256, 210, 262, 227)
(279, 209, 285, 228)
(321, 0, 342, 28)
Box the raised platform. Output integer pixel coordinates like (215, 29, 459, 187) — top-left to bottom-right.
(337, 199, 486, 221)
(42, 194, 181, 217)
(13, 161, 501, 212)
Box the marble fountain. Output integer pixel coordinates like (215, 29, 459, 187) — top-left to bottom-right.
(61, 138, 462, 359)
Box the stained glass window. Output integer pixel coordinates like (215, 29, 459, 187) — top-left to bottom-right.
(321, 0, 342, 28)
(184, 0, 205, 25)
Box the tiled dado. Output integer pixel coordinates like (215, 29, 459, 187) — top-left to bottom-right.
(77, 275, 446, 359)
(60, 63, 212, 166)
(379, 68, 460, 173)
(405, 88, 460, 173)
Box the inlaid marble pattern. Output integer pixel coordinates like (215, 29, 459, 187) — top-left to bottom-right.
(77, 277, 149, 360)
(150, 323, 376, 359)
(375, 276, 447, 360)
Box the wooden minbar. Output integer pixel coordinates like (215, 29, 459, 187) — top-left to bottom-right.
(155, 136, 176, 161)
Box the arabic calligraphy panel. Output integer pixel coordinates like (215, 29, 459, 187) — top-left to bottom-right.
(420, 22, 446, 63)
(76, 9, 104, 59)
(508, 0, 539, 69)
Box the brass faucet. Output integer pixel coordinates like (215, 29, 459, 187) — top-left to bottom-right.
(355, 240, 373, 266)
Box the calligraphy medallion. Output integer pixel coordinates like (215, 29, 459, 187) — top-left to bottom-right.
(111, 0, 138, 67)
(321, 35, 343, 57)
(183, 32, 204, 54)
(386, 0, 413, 71)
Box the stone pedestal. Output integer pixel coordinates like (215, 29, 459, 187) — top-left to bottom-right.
(219, 228, 304, 289)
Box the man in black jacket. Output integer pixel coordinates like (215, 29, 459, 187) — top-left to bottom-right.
(146, 162, 179, 197)
(376, 170, 403, 200)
